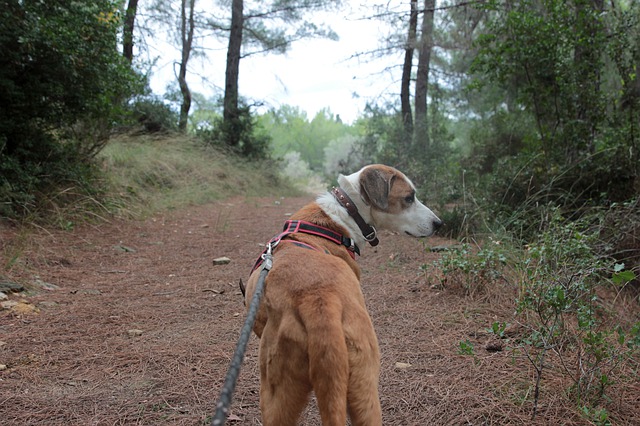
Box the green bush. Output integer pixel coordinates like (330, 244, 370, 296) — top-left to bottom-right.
(129, 97, 179, 133)
(430, 241, 508, 296)
(467, 0, 639, 244)
(196, 105, 271, 159)
(0, 0, 142, 218)
(432, 210, 639, 417)
(513, 211, 638, 408)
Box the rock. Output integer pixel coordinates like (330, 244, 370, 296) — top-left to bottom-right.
(502, 324, 525, 338)
(0, 364, 7, 371)
(1, 300, 39, 315)
(471, 329, 490, 338)
(127, 329, 144, 337)
(0, 281, 24, 293)
(212, 257, 231, 266)
(394, 362, 412, 369)
(1, 301, 18, 310)
(0, 292, 7, 301)
(15, 301, 39, 315)
(33, 278, 60, 291)
(38, 301, 59, 308)
(47, 257, 71, 267)
(114, 245, 136, 253)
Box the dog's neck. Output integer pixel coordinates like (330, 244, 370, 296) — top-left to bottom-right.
(316, 171, 374, 250)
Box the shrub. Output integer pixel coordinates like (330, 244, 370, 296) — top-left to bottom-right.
(511, 211, 639, 411)
(129, 97, 179, 133)
(430, 209, 639, 418)
(0, 0, 142, 218)
(429, 240, 508, 297)
(196, 105, 271, 159)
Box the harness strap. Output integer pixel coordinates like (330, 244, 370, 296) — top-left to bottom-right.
(250, 220, 359, 274)
(283, 220, 359, 254)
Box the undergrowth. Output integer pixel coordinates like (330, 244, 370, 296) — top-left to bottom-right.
(428, 210, 640, 423)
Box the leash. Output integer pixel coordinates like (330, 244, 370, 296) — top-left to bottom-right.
(211, 246, 273, 426)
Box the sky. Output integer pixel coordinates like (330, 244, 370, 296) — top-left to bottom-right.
(147, 3, 402, 124)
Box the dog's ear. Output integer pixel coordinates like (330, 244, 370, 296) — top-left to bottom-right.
(360, 168, 394, 210)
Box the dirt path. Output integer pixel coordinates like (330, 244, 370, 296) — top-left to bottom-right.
(1, 196, 634, 425)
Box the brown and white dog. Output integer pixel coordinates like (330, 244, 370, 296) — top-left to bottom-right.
(244, 164, 442, 426)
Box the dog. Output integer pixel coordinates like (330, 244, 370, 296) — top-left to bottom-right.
(244, 164, 442, 426)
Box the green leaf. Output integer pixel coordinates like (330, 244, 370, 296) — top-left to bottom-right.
(612, 270, 636, 285)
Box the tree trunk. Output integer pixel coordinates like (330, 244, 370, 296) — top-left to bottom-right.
(570, 0, 604, 159)
(400, 0, 418, 145)
(178, 0, 196, 132)
(223, 0, 244, 147)
(122, 0, 139, 63)
(414, 0, 435, 153)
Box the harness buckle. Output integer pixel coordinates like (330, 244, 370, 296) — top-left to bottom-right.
(261, 241, 277, 271)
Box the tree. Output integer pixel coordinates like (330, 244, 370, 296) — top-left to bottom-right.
(414, 0, 436, 152)
(122, 0, 139, 62)
(221, 0, 339, 150)
(177, 0, 196, 131)
(260, 106, 352, 170)
(400, 0, 419, 142)
(610, 0, 640, 137)
(147, 0, 207, 132)
(468, 0, 639, 222)
(360, 0, 440, 163)
(223, 0, 244, 144)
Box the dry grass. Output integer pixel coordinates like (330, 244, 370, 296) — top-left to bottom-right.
(99, 132, 300, 219)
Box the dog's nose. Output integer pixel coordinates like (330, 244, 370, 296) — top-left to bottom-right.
(433, 219, 443, 230)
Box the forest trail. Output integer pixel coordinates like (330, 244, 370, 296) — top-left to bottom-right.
(1, 195, 633, 425)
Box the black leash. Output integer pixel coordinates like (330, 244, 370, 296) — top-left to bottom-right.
(211, 248, 273, 426)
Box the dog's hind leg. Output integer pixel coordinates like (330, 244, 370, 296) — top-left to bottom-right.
(346, 357, 382, 426)
(258, 313, 313, 426)
(346, 316, 382, 426)
(300, 293, 349, 426)
(259, 376, 311, 426)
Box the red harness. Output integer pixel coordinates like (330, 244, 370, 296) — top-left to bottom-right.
(250, 220, 359, 274)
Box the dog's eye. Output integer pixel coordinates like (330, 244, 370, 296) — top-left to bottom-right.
(405, 194, 415, 204)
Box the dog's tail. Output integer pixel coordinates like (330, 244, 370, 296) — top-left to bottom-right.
(299, 293, 349, 425)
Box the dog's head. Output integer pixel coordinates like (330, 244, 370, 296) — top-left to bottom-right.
(341, 164, 442, 238)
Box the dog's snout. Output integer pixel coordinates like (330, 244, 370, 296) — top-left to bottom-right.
(433, 218, 443, 231)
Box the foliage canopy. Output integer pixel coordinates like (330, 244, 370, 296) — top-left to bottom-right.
(0, 0, 141, 217)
